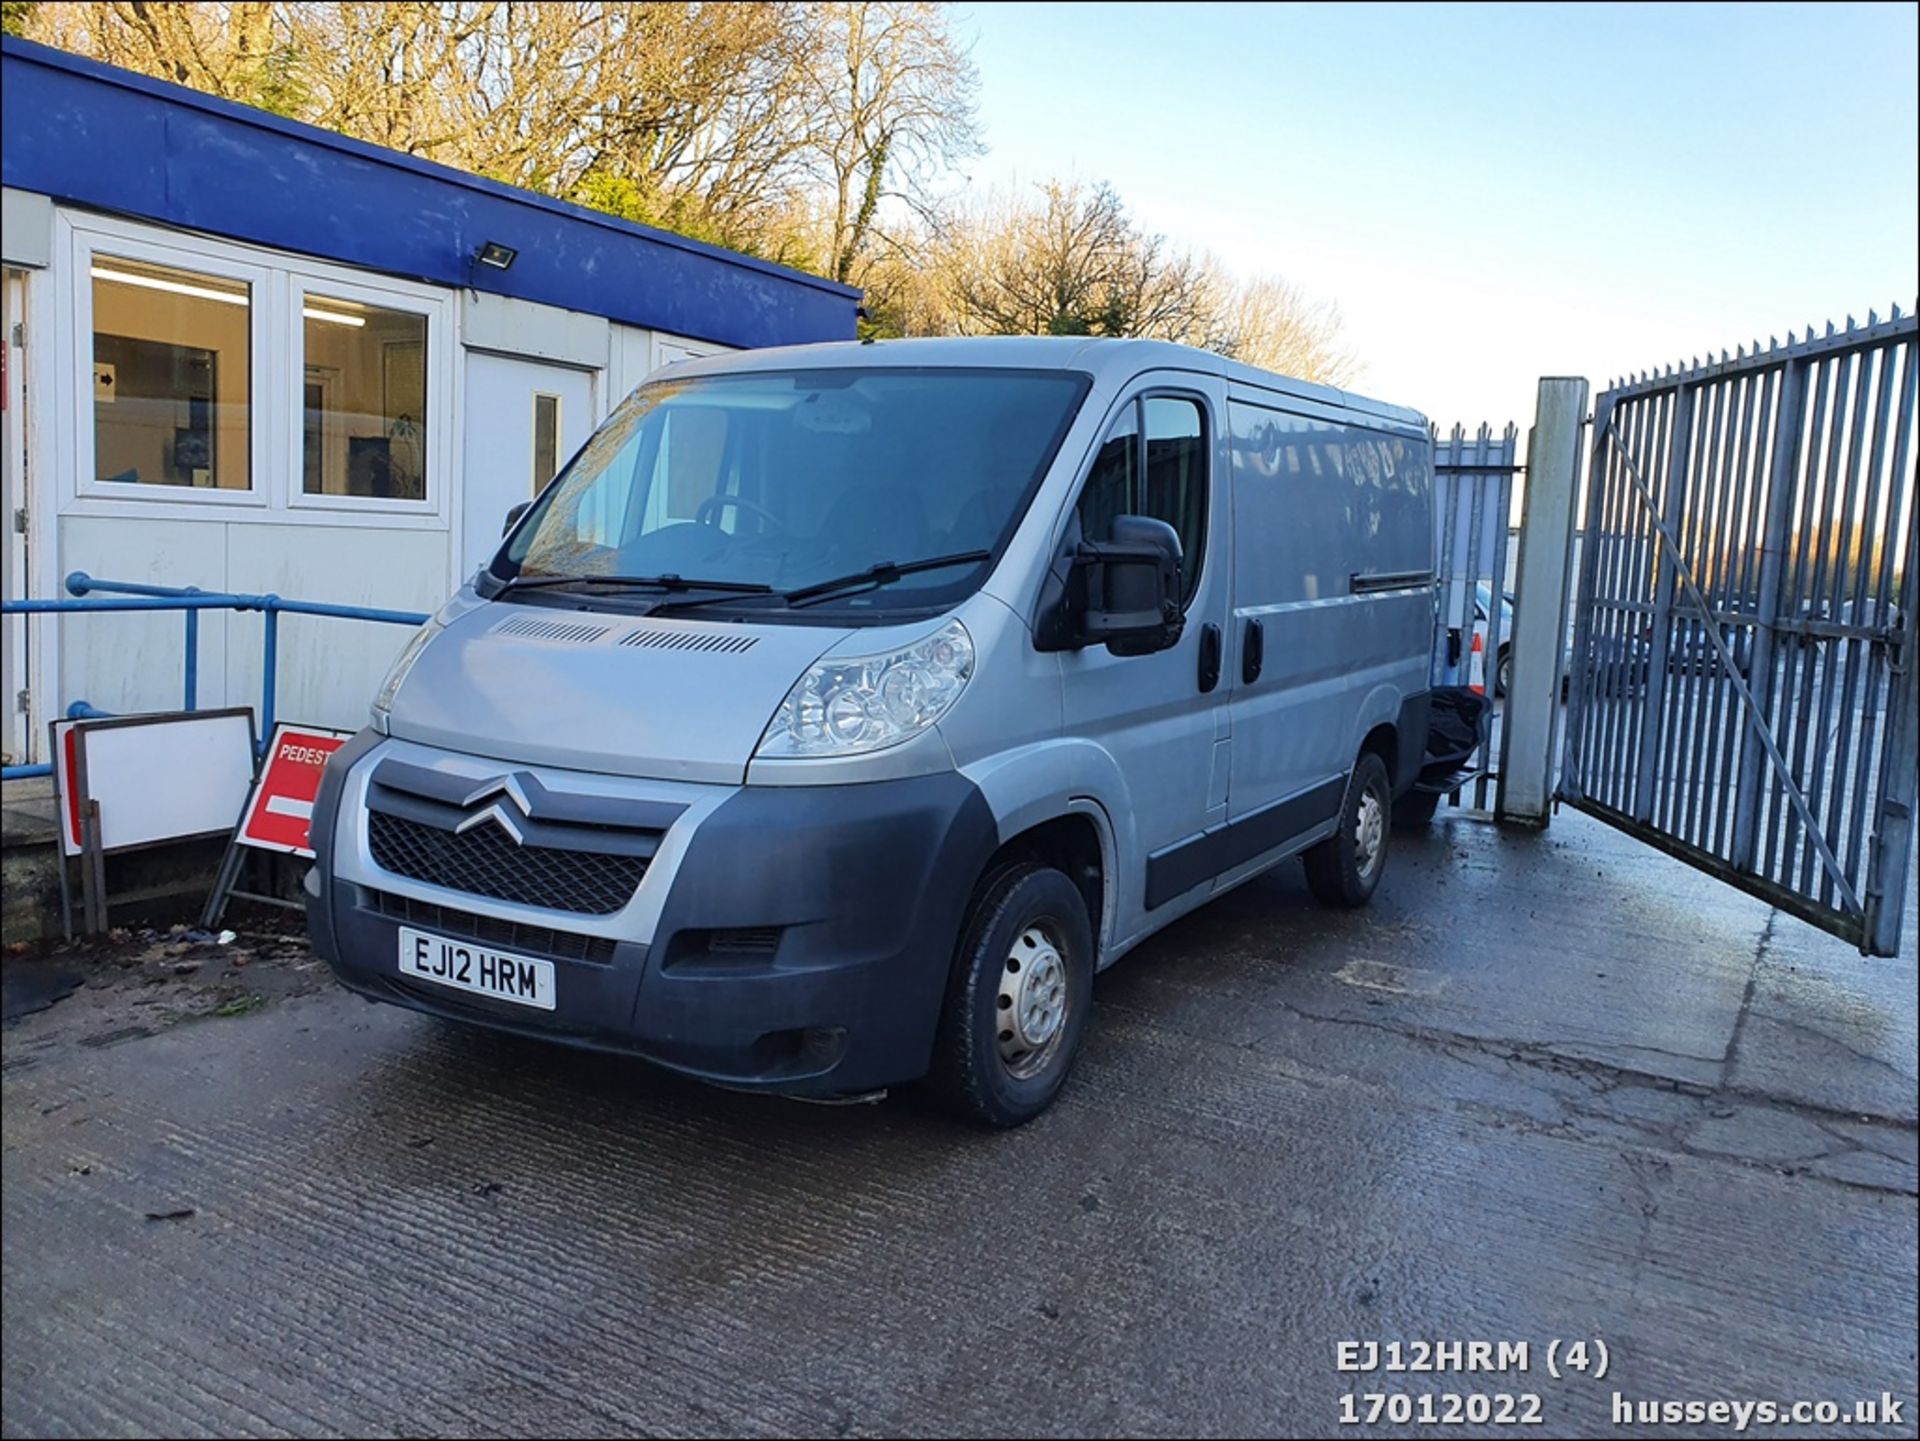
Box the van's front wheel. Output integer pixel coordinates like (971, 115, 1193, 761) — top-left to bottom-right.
(1304, 752, 1392, 908)
(928, 863, 1093, 1128)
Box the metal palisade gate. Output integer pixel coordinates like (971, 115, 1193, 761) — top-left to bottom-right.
(1433, 423, 1518, 809)
(1560, 309, 1918, 956)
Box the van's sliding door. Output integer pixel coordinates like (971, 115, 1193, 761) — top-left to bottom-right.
(1220, 400, 1431, 878)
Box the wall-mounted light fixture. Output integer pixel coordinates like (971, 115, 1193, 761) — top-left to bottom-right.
(473, 240, 518, 272)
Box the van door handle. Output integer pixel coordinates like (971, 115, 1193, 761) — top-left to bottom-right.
(1242, 618, 1264, 685)
(1350, 569, 1433, 594)
(1197, 623, 1221, 693)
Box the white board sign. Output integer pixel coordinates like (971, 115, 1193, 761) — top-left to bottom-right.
(61, 710, 257, 855)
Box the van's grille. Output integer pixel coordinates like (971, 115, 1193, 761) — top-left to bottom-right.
(710, 927, 782, 954)
(362, 888, 617, 965)
(367, 812, 646, 915)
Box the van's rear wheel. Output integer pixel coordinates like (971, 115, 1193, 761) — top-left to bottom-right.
(1304, 752, 1392, 908)
(928, 862, 1093, 1128)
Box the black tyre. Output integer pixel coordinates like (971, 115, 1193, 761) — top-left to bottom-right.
(1496, 645, 1513, 698)
(927, 862, 1094, 1128)
(1391, 787, 1441, 830)
(1304, 752, 1392, 908)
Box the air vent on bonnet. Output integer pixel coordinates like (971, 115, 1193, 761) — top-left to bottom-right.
(490, 611, 757, 653)
(618, 629, 758, 655)
(493, 615, 614, 644)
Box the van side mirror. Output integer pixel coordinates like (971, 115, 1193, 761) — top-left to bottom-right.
(502, 500, 532, 536)
(1075, 515, 1185, 656)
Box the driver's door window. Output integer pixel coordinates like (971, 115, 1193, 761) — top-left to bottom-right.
(1075, 394, 1208, 605)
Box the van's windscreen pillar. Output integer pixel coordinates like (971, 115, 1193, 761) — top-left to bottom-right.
(1496, 377, 1589, 827)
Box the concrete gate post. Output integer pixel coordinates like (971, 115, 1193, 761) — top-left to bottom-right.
(1496, 377, 1590, 827)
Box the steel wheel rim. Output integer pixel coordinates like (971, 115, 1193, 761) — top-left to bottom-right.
(997, 922, 1069, 1080)
(1355, 784, 1386, 877)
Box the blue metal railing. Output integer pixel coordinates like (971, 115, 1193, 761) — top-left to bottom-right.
(1, 572, 429, 780)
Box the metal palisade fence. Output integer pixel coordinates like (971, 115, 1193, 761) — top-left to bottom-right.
(1433, 422, 1519, 809)
(1560, 308, 1918, 956)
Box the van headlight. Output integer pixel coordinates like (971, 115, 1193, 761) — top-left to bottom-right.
(369, 615, 444, 732)
(756, 620, 974, 758)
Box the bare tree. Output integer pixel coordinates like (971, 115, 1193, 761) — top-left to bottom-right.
(19, 2, 1355, 379)
(26, 2, 307, 114)
(889, 178, 1355, 382)
(563, 3, 824, 254)
(1210, 272, 1360, 386)
(805, 1, 978, 285)
(935, 179, 1218, 344)
(22, 3, 828, 254)
(937, 179, 1134, 337)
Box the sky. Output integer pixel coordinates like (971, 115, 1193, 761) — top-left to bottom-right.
(951, 1, 1920, 438)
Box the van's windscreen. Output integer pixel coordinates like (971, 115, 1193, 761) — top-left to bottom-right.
(498, 368, 1089, 615)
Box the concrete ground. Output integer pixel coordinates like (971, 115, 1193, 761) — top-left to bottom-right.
(2, 810, 1915, 1439)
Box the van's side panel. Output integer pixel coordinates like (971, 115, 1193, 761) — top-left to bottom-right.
(1220, 396, 1432, 861)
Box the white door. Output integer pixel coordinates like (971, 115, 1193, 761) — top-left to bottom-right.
(460, 352, 596, 577)
(2, 270, 29, 765)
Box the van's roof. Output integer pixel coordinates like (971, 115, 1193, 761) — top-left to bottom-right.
(662, 336, 1428, 431)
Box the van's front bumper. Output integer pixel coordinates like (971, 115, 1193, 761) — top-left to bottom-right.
(308, 732, 998, 1097)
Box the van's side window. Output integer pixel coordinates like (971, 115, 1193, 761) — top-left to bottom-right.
(1076, 395, 1208, 605)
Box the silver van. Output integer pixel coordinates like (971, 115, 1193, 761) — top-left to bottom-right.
(308, 338, 1435, 1126)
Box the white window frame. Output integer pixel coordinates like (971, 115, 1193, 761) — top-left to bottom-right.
(56, 211, 455, 531)
(531, 389, 562, 493)
(301, 364, 344, 495)
(69, 225, 273, 510)
(287, 271, 448, 518)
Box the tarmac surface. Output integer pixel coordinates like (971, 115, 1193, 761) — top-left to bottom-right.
(3, 810, 1916, 1438)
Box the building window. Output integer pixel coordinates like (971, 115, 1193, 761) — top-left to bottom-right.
(533, 393, 561, 491)
(300, 296, 428, 499)
(91, 257, 251, 490)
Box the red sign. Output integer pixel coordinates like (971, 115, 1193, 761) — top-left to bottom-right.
(235, 724, 351, 856)
(51, 719, 82, 855)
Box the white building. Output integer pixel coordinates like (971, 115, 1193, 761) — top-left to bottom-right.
(0, 37, 859, 768)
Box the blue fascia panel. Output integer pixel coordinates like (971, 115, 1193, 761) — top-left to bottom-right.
(1, 38, 859, 349)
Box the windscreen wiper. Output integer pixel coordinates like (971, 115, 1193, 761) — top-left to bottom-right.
(776, 550, 994, 609)
(500, 572, 774, 596)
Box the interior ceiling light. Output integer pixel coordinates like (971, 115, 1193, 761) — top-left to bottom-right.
(91, 265, 247, 306)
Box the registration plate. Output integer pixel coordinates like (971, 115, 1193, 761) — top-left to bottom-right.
(398, 926, 555, 1011)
